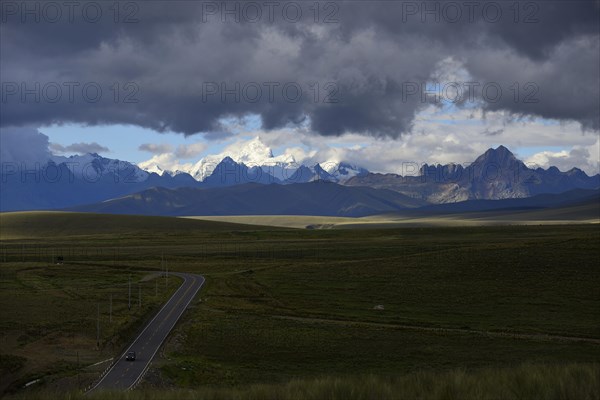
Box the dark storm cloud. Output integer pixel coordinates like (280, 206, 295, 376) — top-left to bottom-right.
(0, 127, 51, 163)
(482, 128, 504, 137)
(463, 34, 600, 130)
(0, 0, 598, 137)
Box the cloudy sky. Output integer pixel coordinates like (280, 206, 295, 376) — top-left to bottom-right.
(1, 0, 599, 174)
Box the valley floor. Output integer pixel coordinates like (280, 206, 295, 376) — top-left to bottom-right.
(184, 201, 599, 229)
(0, 214, 598, 398)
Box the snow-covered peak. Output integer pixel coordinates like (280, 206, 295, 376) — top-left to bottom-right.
(170, 169, 193, 177)
(52, 153, 149, 182)
(140, 136, 368, 183)
(223, 137, 297, 168)
(51, 152, 96, 166)
(138, 156, 196, 178)
(189, 137, 300, 181)
(313, 163, 338, 182)
(189, 155, 227, 181)
(143, 164, 165, 176)
(235, 137, 274, 164)
(321, 161, 369, 182)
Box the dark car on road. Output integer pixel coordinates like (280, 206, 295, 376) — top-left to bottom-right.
(125, 351, 136, 361)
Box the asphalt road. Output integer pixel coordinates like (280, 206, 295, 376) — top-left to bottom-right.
(88, 272, 204, 392)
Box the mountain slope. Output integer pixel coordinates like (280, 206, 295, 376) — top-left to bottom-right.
(72, 182, 427, 217)
(202, 157, 281, 187)
(387, 188, 600, 216)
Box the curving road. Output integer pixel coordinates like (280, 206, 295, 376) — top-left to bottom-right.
(88, 272, 204, 392)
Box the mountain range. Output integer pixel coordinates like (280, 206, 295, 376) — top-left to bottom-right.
(346, 146, 599, 203)
(0, 144, 598, 215)
(141, 137, 368, 183)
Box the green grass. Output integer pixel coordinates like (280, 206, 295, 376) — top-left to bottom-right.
(8, 363, 600, 400)
(0, 261, 181, 394)
(0, 354, 26, 375)
(184, 215, 359, 229)
(0, 212, 274, 239)
(185, 200, 600, 229)
(0, 213, 599, 397)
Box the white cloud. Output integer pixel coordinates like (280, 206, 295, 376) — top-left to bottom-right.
(135, 104, 599, 177)
(50, 142, 110, 155)
(175, 142, 208, 159)
(525, 139, 600, 175)
(137, 141, 208, 174)
(252, 106, 599, 175)
(138, 153, 195, 174)
(139, 143, 174, 154)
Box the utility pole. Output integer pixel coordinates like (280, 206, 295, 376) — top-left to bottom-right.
(96, 303, 100, 349)
(128, 275, 131, 310)
(109, 294, 112, 323)
(138, 284, 141, 309)
(155, 279, 158, 296)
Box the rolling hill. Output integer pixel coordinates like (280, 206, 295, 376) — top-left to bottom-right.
(394, 188, 600, 215)
(185, 189, 599, 229)
(71, 182, 427, 217)
(0, 211, 274, 239)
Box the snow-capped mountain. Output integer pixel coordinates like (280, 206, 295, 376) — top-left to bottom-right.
(0, 153, 199, 211)
(2, 144, 598, 213)
(142, 163, 165, 176)
(322, 161, 370, 182)
(51, 153, 150, 183)
(202, 156, 281, 187)
(283, 163, 336, 184)
(188, 137, 300, 181)
(140, 137, 369, 184)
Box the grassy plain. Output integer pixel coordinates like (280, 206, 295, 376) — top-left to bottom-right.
(186, 199, 600, 229)
(11, 363, 600, 400)
(0, 212, 598, 398)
